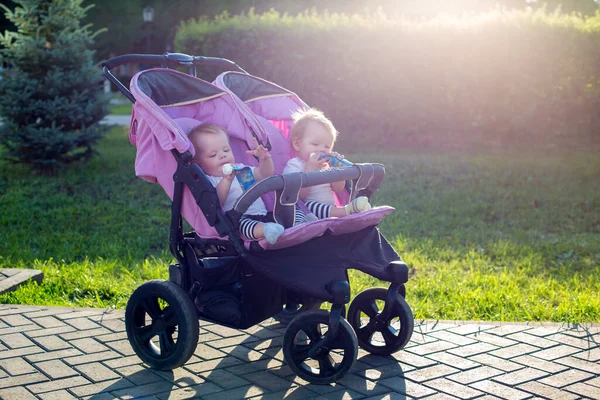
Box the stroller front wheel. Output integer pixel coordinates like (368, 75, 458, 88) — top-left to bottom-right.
(283, 310, 357, 385)
(347, 287, 414, 356)
(125, 280, 199, 370)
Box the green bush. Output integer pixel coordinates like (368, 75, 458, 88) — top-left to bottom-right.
(0, 0, 109, 173)
(175, 8, 600, 149)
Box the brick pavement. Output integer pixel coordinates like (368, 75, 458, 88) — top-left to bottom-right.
(0, 304, 598, 399)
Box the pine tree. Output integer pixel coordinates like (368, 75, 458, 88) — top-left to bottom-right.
(0, 0, 109, 173)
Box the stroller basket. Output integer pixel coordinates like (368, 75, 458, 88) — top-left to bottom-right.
(102, 52, 414, 384)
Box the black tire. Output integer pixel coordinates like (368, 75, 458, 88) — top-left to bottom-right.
(125, 280, 199, 370)
(347, 287, 414, 356)
(283, 310, 358, 385)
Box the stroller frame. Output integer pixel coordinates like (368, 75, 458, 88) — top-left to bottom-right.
(103, 53, 413, 385)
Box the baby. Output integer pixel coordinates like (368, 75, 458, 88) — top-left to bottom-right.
(284, 108, 371, 219)
(188, 123, 285, 244)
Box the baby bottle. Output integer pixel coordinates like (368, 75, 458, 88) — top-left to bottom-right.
(222, 164, 256, 191)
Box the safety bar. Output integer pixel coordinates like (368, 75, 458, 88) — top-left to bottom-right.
(102, 52, 248, 103)
(229, 164, 385, 227)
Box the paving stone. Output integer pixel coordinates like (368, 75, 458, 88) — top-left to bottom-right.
(93, 331, 128, 343)
(405, 340, 458, 356)
(24, 326, 76, 338)
(38, 389, 79, 400)
(30, 335, 72, 351)
(492, 367, 549, 386)
(0, 372, 49, 389)
(466, 332, 518, 348)
(426, 352, 480, 370)
(517, 381, 579, 400)
(110, 380, 176, 399)
(572, 347, 600, 362)
(63, 317, 102, 331)
(68, 377, 135, 397)
(446, 366, 504, 385)
(525, 326, 566, 337)
(184, 355, 243, 373)
(201, 368, 251, 389)
(59, 327, 112, 341)
(26, 375, 91, 394)
(378, 376, 436, 398)
(538, 369, 594, 388)
(1, 314, 34, 327)
(194, 343, 228, 360)
(358, 353, 400, 367)
(489, 343, 539, 359)
(505, 332, 559, 348)
(69, 337, 110, 354)
(0, 346, 44, 360)
(155, 382, 223, 400)
(0, 386, 38, 400)
(0, 332, 36, 348)
(25, 348, 82, 363)
(532, 345, 582, 361)
(511, 354, 569, 373)
(255, 386, 318, 400)
(0, 324, 40, 336)
(544, 333, 598, 349)
(420, 394, 460, 400)
(564, 382, 600, 398)
(582, 376, 600, 388)
(484, 325, 532, 337)
(355, 363, 415, 381)
(152, 368, 206, 387)
(74, 362, 120, 382)
(22, 308, 74, 319)
(470, 380, 532, 400)
(414, 322, 458, 334)
(555, 355, 600, 374)
(427, 330, 477, 346)
(446, 324, 495, 335)
(0, 357, 37, 375)
(115, 364, 164, 385)
(102, 354, 144, 369)
(203, 324, 245, 338)
(30, 317, 67, 329)
(224, 357, 283, 375)
(55, 310, 108, 320)
(447, 342, 498, 358)
(307, 388, 365, 399)
(200, 384, 266, 400)
(403, 364, 459, 383)
(62, 350, 122, 366)
(101, 339, 136, 356)
(242, 370, 298, 393)
(424, 377, 484, 399)
(34, 360, 79, 379)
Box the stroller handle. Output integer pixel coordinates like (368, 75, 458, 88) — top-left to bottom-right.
(102, 52, 248, 103)
(230, 164, 386, 227)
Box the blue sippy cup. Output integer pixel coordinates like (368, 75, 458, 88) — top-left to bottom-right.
(315, 154, 353, 167)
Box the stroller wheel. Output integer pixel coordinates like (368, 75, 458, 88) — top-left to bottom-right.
(283, 310, 358, 385)
(274, 300, 321, 325)
(125, 280, 199, 370)
(347, 287, 414, 356)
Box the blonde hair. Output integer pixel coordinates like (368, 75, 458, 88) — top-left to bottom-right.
(188, 122, 228, 140)
(290, 108, 337, 143)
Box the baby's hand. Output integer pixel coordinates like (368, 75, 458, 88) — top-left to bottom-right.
(246, 137, 271, 161)
(330, 151, 345, 159)
(305, 152, 328, 172)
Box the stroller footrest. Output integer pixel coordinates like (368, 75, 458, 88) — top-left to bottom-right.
(387, 261, 409, 284)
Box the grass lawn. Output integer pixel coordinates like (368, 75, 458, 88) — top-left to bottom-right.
(1, 126, 598, 322)
(109, 102, 132, 115)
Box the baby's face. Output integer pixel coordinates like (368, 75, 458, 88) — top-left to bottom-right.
(191, 130, 235, 176)
(293, 121, 335, 161)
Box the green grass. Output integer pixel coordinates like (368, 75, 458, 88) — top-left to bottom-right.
(1, 127, 599, 322)
(109, 103, 132, 115)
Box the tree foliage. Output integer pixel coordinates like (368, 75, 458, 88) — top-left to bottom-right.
(0, 0, 109, 173)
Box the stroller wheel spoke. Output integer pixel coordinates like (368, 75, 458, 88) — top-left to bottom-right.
(291, 344, 311, 363)
(362, 300, 380, 318)
(135, 324, 155, 345)
(163, 306, 178, 327)
(304, 324, 322, 341)
(141, 297, 162, 320)
(357, 321, 377, 343)
(317, 353, 336, 376)
(382, 325, 398, 346)
(159, 331, 175, 355)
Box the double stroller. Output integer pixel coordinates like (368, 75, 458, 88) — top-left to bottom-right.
(103, 53, 414, 384)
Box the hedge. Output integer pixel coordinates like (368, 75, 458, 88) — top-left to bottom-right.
(175, 8, 600, 150)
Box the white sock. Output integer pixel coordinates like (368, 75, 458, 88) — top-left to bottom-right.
(263, 223, 285, 244)
(344, 196, 372, 215)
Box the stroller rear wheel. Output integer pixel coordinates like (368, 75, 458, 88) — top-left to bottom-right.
(347, 287, 413, 356)
(125, 280, 199, 370)
(283, 310, 358, 385)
